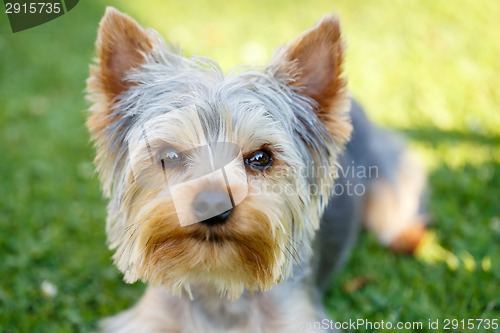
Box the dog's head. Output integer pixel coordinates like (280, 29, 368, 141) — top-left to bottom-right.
(87, 7, 351, 298)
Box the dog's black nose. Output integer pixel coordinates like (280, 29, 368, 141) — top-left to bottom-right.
(192, 190, 233, 225)
(201, 209, 233, 226)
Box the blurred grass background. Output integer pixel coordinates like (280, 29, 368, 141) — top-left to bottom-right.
(0, 0, 499, 332)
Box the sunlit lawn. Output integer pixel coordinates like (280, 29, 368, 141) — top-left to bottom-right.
(0, 0, 499, 331)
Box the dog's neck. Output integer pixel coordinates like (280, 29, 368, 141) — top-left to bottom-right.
(105, 272, 322, 333)
(188, 285, 258, 330)
(172, 281, 317, 333)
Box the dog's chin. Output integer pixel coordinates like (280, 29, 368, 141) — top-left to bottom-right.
(113, 199, 291, 299)
(144, 241, 282, 299)
(134, 235, 286, 300)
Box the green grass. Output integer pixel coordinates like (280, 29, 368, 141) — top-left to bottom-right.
(1, 0, 499, 332)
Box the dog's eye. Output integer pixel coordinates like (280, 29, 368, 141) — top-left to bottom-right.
(245, 150, 272, 170)
(158, 146, 183, 168)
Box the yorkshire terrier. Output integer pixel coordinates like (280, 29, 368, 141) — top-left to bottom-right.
(86, 7, 428, 332)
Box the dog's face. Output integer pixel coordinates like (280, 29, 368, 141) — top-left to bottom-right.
(87, 7, 350, 298)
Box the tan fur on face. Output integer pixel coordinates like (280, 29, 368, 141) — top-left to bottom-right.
(114, 182, 291, 299)
(102, 95, 308, 298)
(87, 8, 350, 299)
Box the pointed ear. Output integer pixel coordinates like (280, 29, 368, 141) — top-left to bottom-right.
(90, 7, 156, 98)
(87, 7, 158, 135)
(271, 14, 351, 143)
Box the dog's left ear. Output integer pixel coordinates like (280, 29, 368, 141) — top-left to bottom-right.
(270, 13, 351, 144)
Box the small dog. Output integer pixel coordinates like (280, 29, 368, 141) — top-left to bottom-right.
(86, 7, 428, 332)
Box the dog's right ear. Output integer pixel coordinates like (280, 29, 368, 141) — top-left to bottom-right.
(87, 7, 157, 134)
(269, 14, 351, 146)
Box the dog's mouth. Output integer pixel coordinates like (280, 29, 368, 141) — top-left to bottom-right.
(181, 207, 235, 243)
(188, 222, 233, 243)
(190, 230, 227, 243)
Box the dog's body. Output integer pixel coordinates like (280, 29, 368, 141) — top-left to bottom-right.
(315, 100, 427, 292)
(86, 8, 427, 332)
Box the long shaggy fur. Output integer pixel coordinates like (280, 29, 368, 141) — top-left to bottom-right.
(87, 7, 354, 332)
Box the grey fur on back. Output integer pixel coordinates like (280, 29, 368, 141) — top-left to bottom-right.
(313, 99, 406, 292)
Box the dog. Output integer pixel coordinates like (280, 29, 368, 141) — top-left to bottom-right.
(86, 7, 428, 332)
